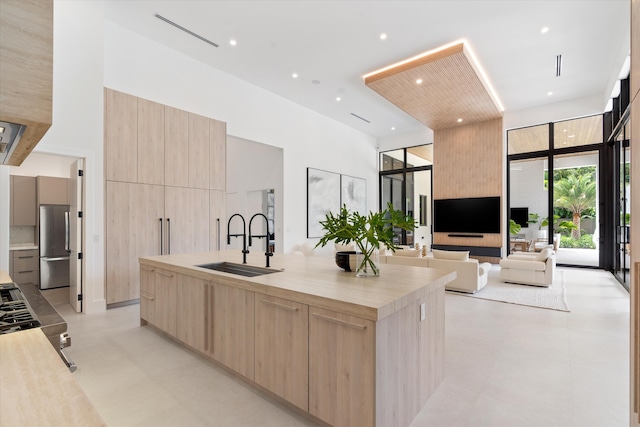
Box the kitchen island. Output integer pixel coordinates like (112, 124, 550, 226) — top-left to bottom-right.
(138, 251, 455, 427)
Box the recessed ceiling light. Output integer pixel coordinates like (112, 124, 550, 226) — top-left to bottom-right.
(568, 134, 575, 138)
(336, 97, 341, 102)
(547, 91, 553, 96)
(229, 39, 237, 46)
(457, 118, 463, 123)
(391, 127, 395, 130)
(380, 33, 387, 40)
(541, 27, 549, 34)
(416, 78, 423, 84)
(292, 73, 298, 78)
(562, 129, 567, 132)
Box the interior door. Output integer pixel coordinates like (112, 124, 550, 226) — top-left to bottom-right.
(69, 159, 83, 312)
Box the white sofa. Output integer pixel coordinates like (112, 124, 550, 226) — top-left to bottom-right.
(499, 247, 556, 287)
(381, 249, 492, 293)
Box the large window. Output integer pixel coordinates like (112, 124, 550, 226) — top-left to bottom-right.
(379, 145, 433, 247)
(507, 115, 604, 268)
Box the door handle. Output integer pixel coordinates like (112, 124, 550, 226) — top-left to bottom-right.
(42, 256, 71, 262)
(64, 211, 70, 252)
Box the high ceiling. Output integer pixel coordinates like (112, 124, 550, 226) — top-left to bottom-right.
(103, 0, 630, 139)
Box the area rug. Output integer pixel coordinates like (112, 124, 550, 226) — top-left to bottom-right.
(447, 269, 570, 312)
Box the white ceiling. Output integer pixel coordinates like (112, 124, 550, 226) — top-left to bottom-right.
(103, 0, 630, 139)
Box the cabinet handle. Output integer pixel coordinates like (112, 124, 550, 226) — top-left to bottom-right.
(167, 218, 171, 255)
(18, 270, 34, 274)
(18, 256, 35, 259)
(140, 292, 155, 301)
(159, 218, 163, 255)
(259, 298, 299, 312)
(156, 270, 174, 278)
(311, 313, 367, 330)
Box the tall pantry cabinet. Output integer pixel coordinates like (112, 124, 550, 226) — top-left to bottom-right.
(104, 88, 226, 306)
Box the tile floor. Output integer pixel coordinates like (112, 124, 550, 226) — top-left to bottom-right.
(43, 266, 630, 427)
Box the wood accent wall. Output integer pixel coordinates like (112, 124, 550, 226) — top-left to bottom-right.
(432, 118, 504, 249)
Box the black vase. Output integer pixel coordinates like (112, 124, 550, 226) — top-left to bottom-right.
(335, 251, 356, 272)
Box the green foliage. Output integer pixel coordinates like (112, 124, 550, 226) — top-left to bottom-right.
(315, 203, 416, 275)
(509, 219, 521, 235)
(554, 171, 597, 239)
(560, 234, 596, 249)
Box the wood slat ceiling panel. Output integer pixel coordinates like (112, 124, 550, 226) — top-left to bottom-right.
(365, 44, 502, 131)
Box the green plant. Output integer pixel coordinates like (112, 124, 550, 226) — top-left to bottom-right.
(509, 219, 521, 236)
(554, 173, 597, 239)
(541, 214, 578, 236)
(315, 203, 416, 276)
(560, 234, 596, 249)
(528, 213, 541, 229)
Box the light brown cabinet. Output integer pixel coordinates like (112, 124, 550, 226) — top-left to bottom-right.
(176, 274, 208, 353)
(105, 88, 138, 183)
(37, 176, 69, 205)
(309, 307, 375, 427)
(164, 187, 210, 255)
(155, 268, 177, 337)
(105, 89, 227, 306)
(255, 295, 309, 411)
(105, 181, 164, 305)
(10, 249, 39, 287)
(212, 281, 255, 380)
(137, 98, 165, 186)
(0, 0, 53, 166)
(139, 265, 156, 325)
(10, 176, 36, 226)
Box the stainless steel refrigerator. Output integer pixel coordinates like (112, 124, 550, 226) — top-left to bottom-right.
(40, 205, 71, 290)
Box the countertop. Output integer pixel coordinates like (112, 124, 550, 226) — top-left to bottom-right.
(0, 328, 105, 426)
(139, 251, 456, 321)
(0, 270, 11, 284)
(9, 244, 38, 251)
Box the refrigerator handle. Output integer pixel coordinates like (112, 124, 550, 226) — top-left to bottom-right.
(159, 218, 163, 255)
(64, 211, 70, 252)
(167, 218, 171, 255)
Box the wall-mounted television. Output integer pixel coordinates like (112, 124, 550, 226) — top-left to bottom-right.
(434, 197, 500, 234)
(510, 207, 529, 228)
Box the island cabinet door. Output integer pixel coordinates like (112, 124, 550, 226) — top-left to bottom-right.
(211, 282, 255, 380)
(154, 268, 177, 337)
(176, 274, 207, 353)
(309, 307, 375, 427)
(255, 295, 309, 411)
(139, 265, 156, 325)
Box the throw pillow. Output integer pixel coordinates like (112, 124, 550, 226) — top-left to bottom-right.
(432, 249, 469, 261)
(393, 249, 421, 257)
(536, 248, 553, 261)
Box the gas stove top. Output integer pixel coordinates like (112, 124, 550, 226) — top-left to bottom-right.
(0, 283, 41, 334)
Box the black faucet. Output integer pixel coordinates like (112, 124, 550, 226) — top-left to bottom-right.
(249, 213, 273, 268)
(227, 214, 249, 264)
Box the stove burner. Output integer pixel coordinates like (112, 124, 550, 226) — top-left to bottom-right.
(0, 284, 41, 334)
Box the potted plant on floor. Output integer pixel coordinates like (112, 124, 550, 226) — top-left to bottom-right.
(315, 203, 416, 277)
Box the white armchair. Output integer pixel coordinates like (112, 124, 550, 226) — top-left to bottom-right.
(499, 248, 556, 287)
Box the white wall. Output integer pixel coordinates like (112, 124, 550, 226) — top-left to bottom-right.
(103, 20, 378, 255)
(504, 94, 606, 130)
(226, 136, 283, 253)
(9, 153, 75, 178)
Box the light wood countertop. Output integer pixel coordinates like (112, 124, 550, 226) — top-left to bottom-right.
(139, 251, 456, 321)
(0, 270, 12, 284)
(0, 329, 105, 426)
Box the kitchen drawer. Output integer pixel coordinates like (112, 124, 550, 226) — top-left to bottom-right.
(12, 269, 39, 286)
(12, 250, 39, 286)
(13, 250, 39, 270)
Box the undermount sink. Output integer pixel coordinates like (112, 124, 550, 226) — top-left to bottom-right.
(195, 262, 280, 277)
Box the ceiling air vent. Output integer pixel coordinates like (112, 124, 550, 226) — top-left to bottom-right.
(350, 113, 370, 123)
(154, 13, 219, 48)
